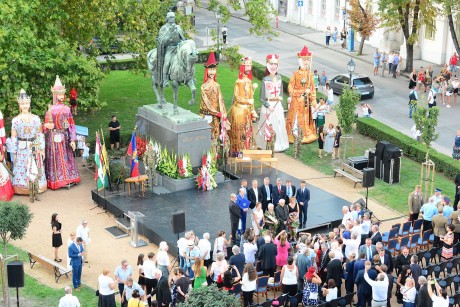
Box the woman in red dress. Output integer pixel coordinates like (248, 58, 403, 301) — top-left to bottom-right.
(0, 111, 14, 201)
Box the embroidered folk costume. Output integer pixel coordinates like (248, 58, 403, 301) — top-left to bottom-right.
(229, 56, 258, 154)
(0, 111, 13, 201)
(199, 51, 230, 155)
(286, 45, 318, 144)
(11, 90, 47, 200)
(256, 54, 289, 152)
(44, 76, 80, 190)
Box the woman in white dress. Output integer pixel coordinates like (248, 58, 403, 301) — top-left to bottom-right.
(251, 202, 265, 238)
(256, 54, 289, 152)
(324, 123, 336, 156)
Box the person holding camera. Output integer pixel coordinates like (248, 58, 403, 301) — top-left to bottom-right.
(427, 276, 449, 307)
(217, 265, 241, 293)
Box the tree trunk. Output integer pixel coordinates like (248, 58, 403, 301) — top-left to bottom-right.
(447, 13, 460, 57)
(358, 36, 365, 55)
(405, 43, 414, 72)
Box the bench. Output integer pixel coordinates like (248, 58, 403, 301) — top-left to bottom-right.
(28, 252, 72, 283)
(333, 162, 363, 188)
(242, 150, 278, 174)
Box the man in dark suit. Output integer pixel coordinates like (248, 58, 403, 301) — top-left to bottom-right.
(275, 199, 289, 233)
(152, 270, 172, 306)
(272, 178, 286, 206)
(395, 246, 411, 275)
(353, 252, 366, 284)
(247, 179, 263, 210)
(257, 235, 277, 277)
(239, 179, 248, 195)
(261, 177, 273, 212)
(319, 243, 330, 282)
(228, 193, 241, 244)
(326, 251, 343, 297)
(355, 261, 376, 307)
(296, 180, 310, 228)
(416, 276, 432, 307)
(376, 242, 393, 273)
(285, 179, 296, 202)
(370, 224, 382, 245)
(454, 173, 460, 211)
(68, 237, 84, 290)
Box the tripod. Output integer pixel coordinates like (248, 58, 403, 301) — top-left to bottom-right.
(169, 233, 181, 273)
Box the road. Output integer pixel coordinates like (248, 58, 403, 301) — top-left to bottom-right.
(193, 4, 456, 156)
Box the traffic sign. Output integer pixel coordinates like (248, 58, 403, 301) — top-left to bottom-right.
(298, 0, 303, 7)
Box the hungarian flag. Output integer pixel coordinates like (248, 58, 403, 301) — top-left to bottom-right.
(127, 131, 139, 177)
(94, 133, 108, 190)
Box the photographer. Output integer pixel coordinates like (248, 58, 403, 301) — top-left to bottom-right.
(217, 265, 241, 293)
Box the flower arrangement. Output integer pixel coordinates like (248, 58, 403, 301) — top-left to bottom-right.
(135, 135, 147, 158)
(287, 212, 300, 240)
(177, 154, 192, 178)
(157, 146, 178, 179)
(196, 151, 217, 190)
(143, 139, 161, 185)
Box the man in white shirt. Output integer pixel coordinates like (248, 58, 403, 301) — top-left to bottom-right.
(143, 252, 157, 306)
(341, 229, 360, 258)
(363, 262, 389, 307)
(75, 220, 90, 263)
(177, 231, 191, 269)
(341, 206, 354, 226)
(198, 233, 211, 267)
(58, 286, 80, 307)
(243, 235, 258, 264)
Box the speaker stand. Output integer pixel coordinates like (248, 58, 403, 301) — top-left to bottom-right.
(365, 186, 369, 210)
(15, 287, 19, 307)
(169, 233, 180, 273)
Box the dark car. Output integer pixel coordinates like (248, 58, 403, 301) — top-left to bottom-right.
(329, 73, 375, 99)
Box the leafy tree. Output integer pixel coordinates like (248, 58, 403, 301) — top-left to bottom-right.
(378, 0, 437, 72)
(0, 201, 33, 258)
(178, 284, 240, 307)
(336, 87, 361, 134)
(436, 0, 460, 55)
(412, 104, 440, 159)
(347, 0, 380, 55)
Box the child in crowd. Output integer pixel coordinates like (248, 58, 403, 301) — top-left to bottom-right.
(82, 143, 90, 165)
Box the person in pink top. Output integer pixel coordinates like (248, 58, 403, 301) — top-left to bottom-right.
(274, 230, 290, 269)
(450, 52, 458, 74)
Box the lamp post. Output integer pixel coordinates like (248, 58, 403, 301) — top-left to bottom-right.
(215, 8, 221, 54)
(347, 58, 355, 87)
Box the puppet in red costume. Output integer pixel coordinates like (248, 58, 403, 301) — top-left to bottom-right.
(0, 110, 13, 201)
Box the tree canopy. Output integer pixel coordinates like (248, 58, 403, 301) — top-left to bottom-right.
(0, 201, 33, 257)
(348, 0, 380, 55)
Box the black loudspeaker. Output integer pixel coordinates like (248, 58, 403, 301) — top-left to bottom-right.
(362, 168, 375, 188)
(368, 149, 375, 169)
(7, 261, 24, 288)
(172, 210, 185, 234)
(375, 141, 391, 179)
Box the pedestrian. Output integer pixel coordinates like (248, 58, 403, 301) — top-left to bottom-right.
(332, 125, 341, 160)
(81, 143, 89, 166)
(69, 87, 78, 116)
(452, 77, 459, 105)
(326, 83, 334, 112)
(319, 71, 328, 94)
(313, 70, 319, 92)
(332, 27, 338, 45)
(388, 51, 395, 75)
(380, 51, 387, 77)
(5, 133, 13, 169)
(51, 213, 63, 262)
(373, 48, 381, 76)
(408, 86, 418, 118)
(408, 185, 423, 223)
(446, 80, 454, 108)
(340, 28, 347, 49)
(449, 52, 458, 74)
(325, 26, 331, 45)
(424, 66, 433, 92)
(453, 130, 460, 160)
(76, 134, 85, 157)
(416, 67, 425, 92)
(75, 219, 90, 263)
(426, 85, 437, 108)
(108, 115, 121, 150)
(221, 25, 228, 45)
(392, 52, 400, 78)
(122, 277, 145, 307)
(361, 103, 372, 118)
(317, 125, 325, 159)
(324, 123, 335, 157)
(68, 237, 84, 290)
(114, 260, 134, 303)
(97, 268, 117, 307)
(58, 286, 81, 307)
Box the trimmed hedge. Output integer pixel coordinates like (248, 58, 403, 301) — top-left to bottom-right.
(356, 118, 460, 179)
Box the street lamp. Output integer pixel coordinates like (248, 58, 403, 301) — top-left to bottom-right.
(347, 58, 355, 87)
(215, 8, 221, 53)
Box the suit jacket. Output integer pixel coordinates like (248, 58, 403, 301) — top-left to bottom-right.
(395, 254, 411, 274)
(296, 187, 310, 206)
(229, 200, 242, 224)
(353, 259, 365, 282)
(257, 242, 277, 270)
(261, 184, 273, 204)
(370, 232, 382, 245)
(272, 185, 286, 206)
(355, 269, 376, 295)
(358, 244, 377, 260)
(285, 185, 296, 202)
(416, 284, 433, 307)
(450, 210, 460, 233)
(247, 187, 263, 209)
(275, 205, 289, 224)
(383, 249, 394, 273)
(326, 258, 342, 285)
(432, 214, 448, 236)
(408, 191, 424, 213)
(153, 275, 172, 304)
(320, 249, 331, 271)
(68, 243, 84, 266)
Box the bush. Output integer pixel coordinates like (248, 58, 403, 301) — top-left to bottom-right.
(178, 284, 240, 307)
(356, 118, 460, 179)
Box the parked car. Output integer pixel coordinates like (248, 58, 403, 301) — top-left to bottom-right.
(329, 73, 374, 99)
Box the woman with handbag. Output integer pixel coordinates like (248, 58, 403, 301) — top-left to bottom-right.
(302, 267, 322, 306)
(401, 277, 417, 307)
(97, 268, 116, 307)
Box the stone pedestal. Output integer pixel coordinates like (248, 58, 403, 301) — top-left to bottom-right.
(136, 103, 211, 168)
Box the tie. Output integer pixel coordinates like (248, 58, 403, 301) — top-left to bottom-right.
(254, 188, 258, 202)
(278, 186, 281, 194)
(266, 186, 270, 200)
(288, 187, 291, 197)
(368, 247, 372, 261)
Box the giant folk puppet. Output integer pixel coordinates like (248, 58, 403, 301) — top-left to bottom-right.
(0, 110, 13, 201)
(286, 45, 318, 144)
(256, 54, 289, 152)
(229, 57, 258, 154)
(44, 76, 80, 189)
(11, 90, 47, 202)
(199, 51, 230, 155)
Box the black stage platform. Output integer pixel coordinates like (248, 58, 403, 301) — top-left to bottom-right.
(91, 169, 349, 257)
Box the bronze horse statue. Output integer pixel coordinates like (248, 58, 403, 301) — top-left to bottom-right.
(147, 39, 198, 114)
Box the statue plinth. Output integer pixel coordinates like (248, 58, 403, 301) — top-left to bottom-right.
(136, 103, 211, 168)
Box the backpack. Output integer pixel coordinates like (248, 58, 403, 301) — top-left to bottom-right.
(409, 91, 417, 102)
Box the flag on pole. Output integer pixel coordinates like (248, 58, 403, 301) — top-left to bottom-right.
(264, 112, 271, 141)
(292, 113, 299, 137)
(94, 132, 108, 190)
(127, 130, 139, 177)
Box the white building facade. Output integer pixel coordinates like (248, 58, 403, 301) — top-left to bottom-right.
(272, 0, 460, 65)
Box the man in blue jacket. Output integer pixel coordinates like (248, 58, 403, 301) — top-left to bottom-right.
(68, 237, 84, 290)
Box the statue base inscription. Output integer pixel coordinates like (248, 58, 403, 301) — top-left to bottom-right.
(136, 103, 211, 168)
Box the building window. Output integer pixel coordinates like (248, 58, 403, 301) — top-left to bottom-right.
(321, 0, 326, 17)
(425, 20, 436, 40)
(335, 0, 341, 20)
(308, 0, 313, 15)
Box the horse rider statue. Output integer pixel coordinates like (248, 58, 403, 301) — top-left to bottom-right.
(156, 12, 186, 88)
